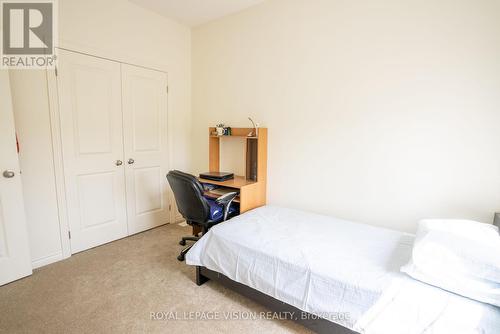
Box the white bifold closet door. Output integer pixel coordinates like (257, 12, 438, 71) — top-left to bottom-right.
(57, 50, 169, 253)
(121, 64, 169, 235)
(0, 71, 32, 285)
(57, 50, 128, 253)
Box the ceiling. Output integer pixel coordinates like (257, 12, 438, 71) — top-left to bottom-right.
(129, 0, 265, 27)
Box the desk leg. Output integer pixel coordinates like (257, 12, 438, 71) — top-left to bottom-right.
(192, 225, 202, 236)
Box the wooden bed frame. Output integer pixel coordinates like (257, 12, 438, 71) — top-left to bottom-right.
(196, 266, 357, 334)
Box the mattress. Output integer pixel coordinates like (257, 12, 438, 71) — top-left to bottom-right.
(186, 206, 500, 333)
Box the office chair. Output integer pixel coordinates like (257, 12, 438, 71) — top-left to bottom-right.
(166, 170, 238, 261)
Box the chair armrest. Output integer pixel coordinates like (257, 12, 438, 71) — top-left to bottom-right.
(215, 192, 238, 205)
(216, 192, 238, 221)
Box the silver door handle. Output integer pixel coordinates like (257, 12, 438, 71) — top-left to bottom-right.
(115, 160, 123, 166)
(3, 170, 15, 178)
(127, 158, 135, 165)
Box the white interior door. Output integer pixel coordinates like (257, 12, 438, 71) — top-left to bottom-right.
(57, 50, 128, 253)
(121, 64, 169, 234)
(0, 71, 32, 285)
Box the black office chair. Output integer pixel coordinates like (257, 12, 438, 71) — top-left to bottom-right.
(167, 170, 238, 261)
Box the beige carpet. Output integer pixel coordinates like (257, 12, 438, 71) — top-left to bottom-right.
(0, 223, 310, 334)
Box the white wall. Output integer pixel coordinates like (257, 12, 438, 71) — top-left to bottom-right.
(192, 0, 500, 232)
(10, 0, 191, 266)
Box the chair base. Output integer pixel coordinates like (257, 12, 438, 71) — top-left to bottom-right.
(179, 236, 199, 246)
(177, 235, 200, 261)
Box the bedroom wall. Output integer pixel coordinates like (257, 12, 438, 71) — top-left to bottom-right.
(191, 0, 500, 232)
(10, 0, 191, 267)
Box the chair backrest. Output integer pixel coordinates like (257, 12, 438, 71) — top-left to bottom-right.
(167, 170, 210, 224)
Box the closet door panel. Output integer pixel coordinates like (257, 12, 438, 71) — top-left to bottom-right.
(57, 50, 128, 253)
(121, 64, 169, 234)
(0, 71, 32, 285)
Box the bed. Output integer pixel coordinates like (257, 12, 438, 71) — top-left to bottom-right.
(186, 206, 500, 334)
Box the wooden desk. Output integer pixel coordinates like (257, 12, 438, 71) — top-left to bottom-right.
(199, 176, 255, 189)
(198, 176, 262, 213)
(203, 190, 241, 203)
(206, 127, 267, 213)
(192, 176, 265, 236)
(192, 127, 267, 236)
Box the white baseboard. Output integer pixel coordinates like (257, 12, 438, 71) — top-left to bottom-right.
(31, 252, 63, 269)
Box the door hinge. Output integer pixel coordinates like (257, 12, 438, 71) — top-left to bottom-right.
(166, 85, 169, 94)
(55, 66, 58, 76)
(68, 231, 71, 239)
(169, 204, 172, 211)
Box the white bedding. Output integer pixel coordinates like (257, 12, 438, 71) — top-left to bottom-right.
(186, 206, 500, 333)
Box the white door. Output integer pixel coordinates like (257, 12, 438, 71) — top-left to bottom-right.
(0, 71, 32, 285)
(57, 50, 128, 253)
(121, 64, 169, 234)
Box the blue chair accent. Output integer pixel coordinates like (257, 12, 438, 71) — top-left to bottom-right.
(206, 198, 237, 222)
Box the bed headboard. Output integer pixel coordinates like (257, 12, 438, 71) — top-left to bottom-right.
(494, 212, 500, 230)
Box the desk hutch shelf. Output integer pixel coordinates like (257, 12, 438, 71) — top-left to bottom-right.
(204, 127, 267, 213)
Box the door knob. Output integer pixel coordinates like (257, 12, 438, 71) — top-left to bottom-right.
(115, 160, 123, 166)
(3, 170, 15, 178)
(127, 158, 135, 165)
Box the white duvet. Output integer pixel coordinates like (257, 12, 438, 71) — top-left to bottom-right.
(186, 206, 500, 333)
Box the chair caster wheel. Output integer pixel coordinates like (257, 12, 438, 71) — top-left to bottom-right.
(179, 240, 186, 246)
(177, 254, 185, 261)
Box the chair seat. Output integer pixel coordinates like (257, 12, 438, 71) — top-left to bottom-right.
(207, 198, 237, 222)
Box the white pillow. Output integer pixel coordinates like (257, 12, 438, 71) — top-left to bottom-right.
(401, 219, 500, 307)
